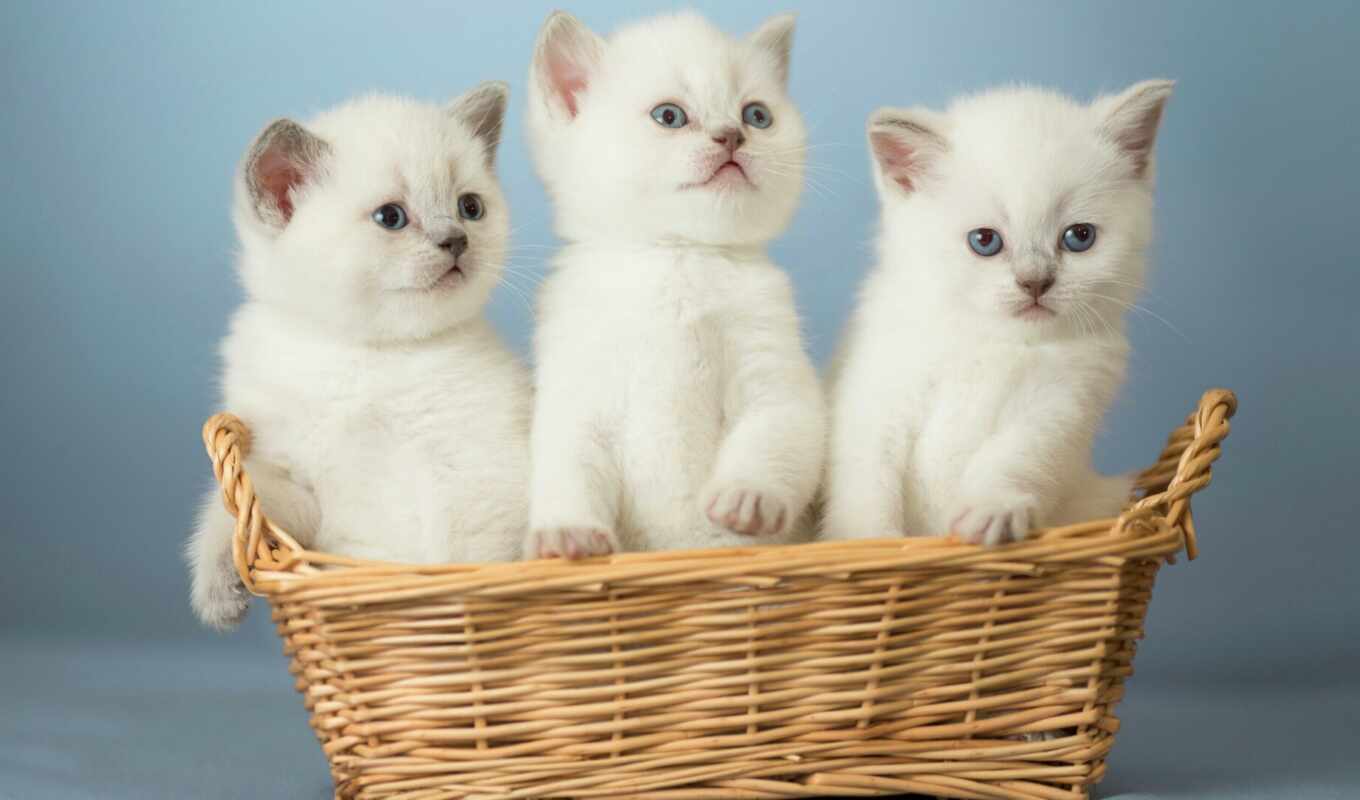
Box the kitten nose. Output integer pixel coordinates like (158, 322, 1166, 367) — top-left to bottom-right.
(438, 232, 468, 258)
(711, 127, 745, 152)
(1017, 276, 1056, 300)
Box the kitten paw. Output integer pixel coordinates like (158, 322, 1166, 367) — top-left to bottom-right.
(191, 567, 250, 632)
(950, 494, 1039, 547)
(703, 484, 789, 537)
(527, 526, 618, 560)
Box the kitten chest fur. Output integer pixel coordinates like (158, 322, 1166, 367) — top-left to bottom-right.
(222, 305, 528, 563)
(838, 288, 1127, 534)
(535, 245, 800, 549)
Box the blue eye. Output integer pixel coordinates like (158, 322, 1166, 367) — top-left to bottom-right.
(650, 103, 688, 128)
(372, 203, 407, 230)
(742, 102, 773, 129)
(1062, 223, 1097, 252)
(968, 228, 1003, 257)
(458, 193, 484, 221)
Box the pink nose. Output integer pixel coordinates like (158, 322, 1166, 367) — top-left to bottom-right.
(1017, 276, 1055, 300)
(711, 127, 745, 152)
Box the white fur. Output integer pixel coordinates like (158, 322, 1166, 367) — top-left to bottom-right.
(188, 90, 530, 630)
(824, 82, 1173, 545)
(524, 12, 825, 558)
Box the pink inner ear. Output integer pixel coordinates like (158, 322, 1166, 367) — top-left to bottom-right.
(255, 148, 303, 221)
(1118, 106, 1165, 177)
(546, 52, 589, 117)
(870, 131, 919, 192)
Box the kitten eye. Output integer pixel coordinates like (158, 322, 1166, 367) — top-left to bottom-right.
(650, 103, 688, 129)
(967, 228, 1004, 257)
(372, 203, 408, 230)
(1061, 223, 1097, 252)
(458, 193, 485, 221)
(742, 102, 773, 129)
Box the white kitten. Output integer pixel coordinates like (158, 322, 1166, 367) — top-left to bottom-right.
(524, 11, 825, 558)
(188, 87, 531, 630)
(824, 81, 1173, 545)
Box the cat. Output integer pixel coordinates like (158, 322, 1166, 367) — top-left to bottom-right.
(823, 81, 1174, 546)
(188, 85, 531, 630)
(523, 11, 825, 559)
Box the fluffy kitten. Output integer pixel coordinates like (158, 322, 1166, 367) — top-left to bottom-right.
(824, 81, 1173, 545)
(524, 11, 825, 558)
(188, 86, 531, 630)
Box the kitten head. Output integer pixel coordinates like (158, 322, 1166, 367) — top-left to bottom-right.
(233, 85, 510, 343)
(527, 11, 805, 246)
(869, 81, 1173, 335)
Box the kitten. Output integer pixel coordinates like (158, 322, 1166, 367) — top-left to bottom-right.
(188, 86, 531, 630)
(824, 81, 1173, 545)
(523, 11, 825, 559)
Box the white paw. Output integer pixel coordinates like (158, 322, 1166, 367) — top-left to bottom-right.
(703, 484, 790, 537)
(526, 526, 618, 560)
(191, 563, 250, 632)
(950, 493, 1039, 547)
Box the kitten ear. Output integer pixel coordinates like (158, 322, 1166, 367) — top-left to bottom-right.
(1096, 79, 1174, 179)
(749, 13, 796, 87)
(449, 81, 509, 166)
(531, 11, 603, 121)
(243, 119, 329, 228)
(867, 107, 948, 194)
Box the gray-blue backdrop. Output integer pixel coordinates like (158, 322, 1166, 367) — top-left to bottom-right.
(4, 0, 1357, 677)
(2, 3, 1358, 796)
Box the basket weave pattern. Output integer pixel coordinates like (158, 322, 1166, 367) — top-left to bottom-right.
(203, 389, 1236, 800)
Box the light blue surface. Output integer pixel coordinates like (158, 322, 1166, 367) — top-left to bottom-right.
(2, 1, 1358, 797)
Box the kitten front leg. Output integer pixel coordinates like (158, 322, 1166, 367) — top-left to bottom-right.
(950, 439, 1050, 547)
(702, 309, 825, 540)
(948, 409, 1092, 546)
(186, 459, 318, 630)
(704, 401, 823, 539)
(527, 405, 621, 560)
(821, 395, 910, 539)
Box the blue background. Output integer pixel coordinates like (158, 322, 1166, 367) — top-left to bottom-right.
(2, 1, 1357, 798)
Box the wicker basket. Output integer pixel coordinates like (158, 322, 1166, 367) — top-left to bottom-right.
(202, 388, 1237, 800)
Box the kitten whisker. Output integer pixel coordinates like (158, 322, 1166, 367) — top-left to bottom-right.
(1074, 299, 1118, 340)
(1084, 292, 1189, 341)
(496, 274, 539, 315)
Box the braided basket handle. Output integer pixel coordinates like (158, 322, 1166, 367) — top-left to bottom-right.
(1130, 388, 1237, 560)
(201, 413, 302, 591)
